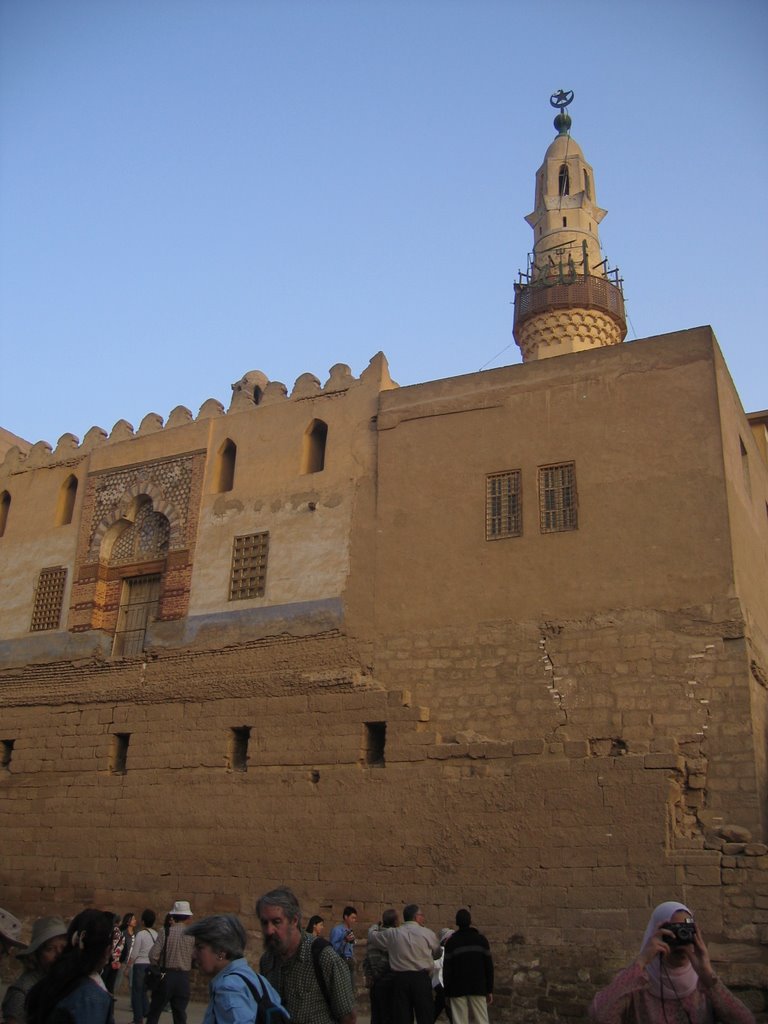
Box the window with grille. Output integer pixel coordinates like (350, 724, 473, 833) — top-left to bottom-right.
(229, 532, 269, 600)
(486, 471, 522, 540)
(539, 462, 578, 533)
(30, 567, 67, 631)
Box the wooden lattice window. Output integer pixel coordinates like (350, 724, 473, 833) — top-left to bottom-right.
(539, 462, 578, 533)
(30, 567, 67, 631)
(486, 471, 522, 540)
(229, 532, 269, 600)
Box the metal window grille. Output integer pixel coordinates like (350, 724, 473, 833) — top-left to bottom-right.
(229, 532, 269, 600)
(539, 462, 578, 533)
(30, 567, 67, 631)
(486, 471, 522, 540)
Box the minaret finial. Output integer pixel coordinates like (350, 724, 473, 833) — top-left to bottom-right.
(550, 89, 574, 136)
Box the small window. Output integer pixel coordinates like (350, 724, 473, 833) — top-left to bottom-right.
(214, 439, 237, 493)
(302, 419, 328, 474)
(486, 471, 522, 540)
(362, 722, 386, 767)
(562, 217, 567, 228)
(55, 475, 78, 526)
(228, 726, 251, 772)
(30, 567, 68, 632)
(229, 532, 269, 600)
(740, 437, 751, 497)
(558, 164, 570, 197)
(110, 733, 130, 774)
(0, 491, 10, 538)
(584, 170, 591, 199)
(539, 462, 578, 533)
(1, 739, 14, 770)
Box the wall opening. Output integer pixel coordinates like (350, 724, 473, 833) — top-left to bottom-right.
(56, 475, 78, 526)
(110, 733, 130, 774)
(584, 169, 591, 199)
(740, 437, 751, 497)
(228, 726, 251, 772)
(1, 739, 15, 770)
(558, 164, 570, 196)
(112, 574, 161, 657)
(214, 439, 237, 493)
(362, 722, 386, 767)
(302, 419, 328, 474)
(0, 491, 10, 538)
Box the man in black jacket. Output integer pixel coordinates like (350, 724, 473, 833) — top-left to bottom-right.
(442, 910, 493, 1024)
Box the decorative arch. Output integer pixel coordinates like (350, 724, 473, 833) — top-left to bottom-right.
(89, 481, 183, 561)
(55, 475, 78, 526)
(302, 419, 328, 474)
(214, 438, 237, 493)
(101, 497, 170, 566)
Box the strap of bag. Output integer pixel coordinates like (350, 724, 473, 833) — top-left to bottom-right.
(160, 921, 170, 969)
(214, 973, 285, 1024)
(310, 938, 334, 1016)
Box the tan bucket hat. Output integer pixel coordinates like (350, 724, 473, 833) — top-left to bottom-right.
(17, 916, 68, 958)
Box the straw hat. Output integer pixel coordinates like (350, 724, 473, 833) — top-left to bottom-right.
(17, 916, 67, 959)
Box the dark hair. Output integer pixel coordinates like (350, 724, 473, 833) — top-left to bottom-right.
(141, 909, 157, 928)
(185, 915, 247, 961)
(120, 912, 135, 930)
(455, 908, 471, 929)
(342, 906, 357, 919)
(306, 915, 324, 934)
(403, 905, 420, 922)
(382, 909, 398, 929)
(27, 909, 113, 1024)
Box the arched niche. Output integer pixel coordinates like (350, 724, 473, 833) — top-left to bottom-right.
(302, 419, 328, 474)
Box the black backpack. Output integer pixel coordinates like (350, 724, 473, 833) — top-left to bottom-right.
(218, 973, 287, 1024)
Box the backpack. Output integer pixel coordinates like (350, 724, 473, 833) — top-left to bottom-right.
(218, 972, 288, 1024)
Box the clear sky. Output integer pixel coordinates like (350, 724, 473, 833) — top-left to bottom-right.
(1, 0, 766, 448)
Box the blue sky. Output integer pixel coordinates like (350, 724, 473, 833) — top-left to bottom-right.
(1, 0, 766, 448)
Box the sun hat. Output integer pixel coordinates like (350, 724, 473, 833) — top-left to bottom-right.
(17, 916, 67, 958)
(168, 900, 192, 917)
(0, 908, 23, 947)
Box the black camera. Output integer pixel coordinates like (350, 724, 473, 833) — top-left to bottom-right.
(666, 920, 696, 947)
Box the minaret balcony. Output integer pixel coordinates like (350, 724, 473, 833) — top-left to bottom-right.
(513, 274, 626, 337)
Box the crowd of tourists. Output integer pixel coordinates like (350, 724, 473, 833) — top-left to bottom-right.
(0, 895, 756, 1024)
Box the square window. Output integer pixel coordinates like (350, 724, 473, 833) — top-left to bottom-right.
(30, 567, 67, 632)
(229, 532, 269, 600)
(486, 471, 522, 540)
(539, 463, 578, 533)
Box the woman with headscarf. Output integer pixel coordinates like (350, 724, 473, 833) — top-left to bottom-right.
(26, 908, 115, 1024)
(184, 914, 288, 1024)
(588, 900, 755, 1023)
(1, 917, 67, 1024)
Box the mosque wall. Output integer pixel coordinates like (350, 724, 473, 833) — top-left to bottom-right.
(0, 332, 767, 1019)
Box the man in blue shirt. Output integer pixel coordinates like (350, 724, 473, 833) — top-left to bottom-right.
(330, 906, 358, 979)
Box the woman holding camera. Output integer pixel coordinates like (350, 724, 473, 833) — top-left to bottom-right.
(588, 901, 755, 1023)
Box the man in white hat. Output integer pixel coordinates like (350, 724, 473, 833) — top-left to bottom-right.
(147, 900, 195, 1024)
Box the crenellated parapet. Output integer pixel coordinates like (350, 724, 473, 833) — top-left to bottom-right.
(1, 352, 397, 477)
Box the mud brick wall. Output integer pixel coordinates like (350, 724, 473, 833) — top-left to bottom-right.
(1, 629, 767, 1020)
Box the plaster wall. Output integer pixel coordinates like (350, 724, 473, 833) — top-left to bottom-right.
(374, 329, 733, 636)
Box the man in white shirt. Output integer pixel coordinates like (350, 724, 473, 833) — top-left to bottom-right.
(368, 905, 441, 1024)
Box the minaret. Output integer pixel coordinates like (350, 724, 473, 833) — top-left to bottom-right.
(513, 91, 627, 361)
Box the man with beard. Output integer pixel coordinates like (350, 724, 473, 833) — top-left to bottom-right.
(257, 887, 356, 1024)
